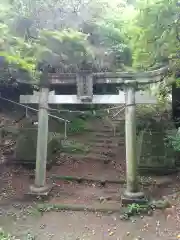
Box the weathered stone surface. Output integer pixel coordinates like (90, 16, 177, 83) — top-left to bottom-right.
(137, 119, 176, 174)
(14, 120, 61, 167)
(25, 184, 53, 197)
(121, 194, 149, 206)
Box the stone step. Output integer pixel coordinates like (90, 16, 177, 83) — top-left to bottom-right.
(88, 140, 124, 147)
(89, 148, 116, 157)
(99, 123, 125, 129)
(89, 138, 124, 144)
(66, 136, 124, 147)
(138, 166, 178, 175)
(93, 132, 125, 138)
(59, 152, 113, 163)
(86, 128, 122, 133)
(88, 142, 119, 149)
(112, 118, 125, 121)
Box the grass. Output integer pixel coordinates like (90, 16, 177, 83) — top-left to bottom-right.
(0, 228, 36, 240)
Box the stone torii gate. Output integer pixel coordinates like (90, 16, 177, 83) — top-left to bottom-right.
(20, 66, 168, 202)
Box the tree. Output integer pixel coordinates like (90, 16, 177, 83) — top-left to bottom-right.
(0, 0, 131, 84)
(126, 0, 179, 72)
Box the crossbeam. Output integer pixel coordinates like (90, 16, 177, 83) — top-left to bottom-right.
(50, 75, 164, 85)
(20, 91, 158, 104)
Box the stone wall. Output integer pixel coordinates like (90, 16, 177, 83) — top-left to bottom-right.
(137, 118, 176, 174)
(14, 119, 61, 167)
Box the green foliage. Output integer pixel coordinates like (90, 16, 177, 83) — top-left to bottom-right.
(0, 228, 12, 240)
(176, 78, 180, 87)
(165, 129, 180, 152)
(0, 0, 131, 84)
(136, 104, 168, 134)
(120, 200, 171, 220)
(127, 0, 179, 71)
(37, 29, 94, 70)
(67, 118, 87, 134)
(0, 228, 34, 240)
(0, 0, 177, 94)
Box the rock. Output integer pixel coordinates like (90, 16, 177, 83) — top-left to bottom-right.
(153, 176, 173, 186)
(14, 121, 62, 167)
(119, 214, 129, 220)
(22, 215, 26, 220)
(147, 210, 153, 216)
(109, 232, 114, 236)
(108, 211, 113, 215)
(40, 224, 46, 229)
(99, 196, 105, 203)
(164, 206, 176, 217)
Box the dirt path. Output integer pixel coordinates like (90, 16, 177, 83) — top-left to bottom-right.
(0, 112, 179, 239)
(1, 205, 180, 240)
(0, 166, 179, 239)
(27, 210, 180, 240)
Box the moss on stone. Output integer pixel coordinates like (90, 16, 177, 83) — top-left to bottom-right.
(137, 119, 176, 173)
(14, 120, 61, 165)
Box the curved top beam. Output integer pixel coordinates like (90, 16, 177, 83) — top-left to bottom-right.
(17, 65, 169, 85)
(93, 65, 169, 78)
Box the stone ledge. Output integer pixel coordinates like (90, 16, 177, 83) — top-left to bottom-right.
(25, 184, 53, 197)
(121, 190, 148, 206)
(121, 195, 149, 206)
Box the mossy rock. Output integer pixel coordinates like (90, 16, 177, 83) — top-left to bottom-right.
(137, 119, 177, 174)
(14, 126, 62, 168)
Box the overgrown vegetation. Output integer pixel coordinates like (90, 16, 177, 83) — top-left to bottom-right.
(136, 103, 171, 135)
(0, 0, 132, 84)
(120, 200, 170, 220)
(0, 228, 12, 240)
(127, 0, 179, 71)
(67, 118, 87, 134)
(0, 0, 178, 87)
(0, 0, 177, 165)
(0, 228, 36, 240)
(31, 199, 170, 220)
(165, 129, 180, 152)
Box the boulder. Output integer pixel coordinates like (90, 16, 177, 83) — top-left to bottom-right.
(137, 118, 177, 175)
(14, 120, 61, 168)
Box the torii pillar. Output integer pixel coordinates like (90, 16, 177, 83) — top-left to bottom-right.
(122, 81, 145, 204)
(29, 65, 52, 196)
(121, 65, 168, 204)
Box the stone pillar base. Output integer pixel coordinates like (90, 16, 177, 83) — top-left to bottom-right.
(121, 190, 148, 205)
(25, 184, 53, 197)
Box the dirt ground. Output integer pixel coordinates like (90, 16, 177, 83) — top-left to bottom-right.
(0, 112, 180, 239)
(1, 197, 180, 240)
(0, 143, 179, 240)
(0, 164, 180, 240)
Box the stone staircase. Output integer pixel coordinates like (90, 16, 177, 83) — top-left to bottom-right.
(52, 107, 179, 177)
(50, 115, 126, 181)
(59, 110, 126, 168)
(1, 105, 127, 178)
